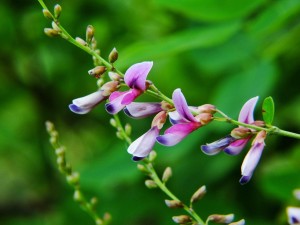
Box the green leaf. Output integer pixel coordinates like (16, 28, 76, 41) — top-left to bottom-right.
(262, 96, 275, 125)
(154, 0, 265, 22)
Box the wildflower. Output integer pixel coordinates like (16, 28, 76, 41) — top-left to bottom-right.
(128, 111, 167, 161)
(201, 96, 259, 155)
(105, 61, 153, 114)
(69, 81, 118, 114)
(156, 88, 213, 146)
(239, 130, 267, 184)
(287, 207, 300, 224)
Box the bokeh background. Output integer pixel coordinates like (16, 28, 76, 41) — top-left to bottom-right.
(1, 0, 300, 224)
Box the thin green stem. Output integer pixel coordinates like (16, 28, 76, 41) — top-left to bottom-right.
(145, 163, 205, 225)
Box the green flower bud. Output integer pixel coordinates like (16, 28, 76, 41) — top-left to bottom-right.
(110, 118, 117, 127)
(54, 4, 62, 19)
(162, 167, 172, 183)
(108, 47, 118, 63)
(145, 179, 157, 189)
(137, 164, 148, 173)
(125, 123, 132, 136)
(172, 215, 192, 224)
(66, 172, 80, 185)
(42, 9, 52, 20)
(148, 150, 157, 161)
(73, 190, 84, 203)
(165, 199, 183, 208)
(95, 219, 103, 225)
(51, 21, 61, 32)
(45, 121, 54, 133)
(55, 147, 65, 157)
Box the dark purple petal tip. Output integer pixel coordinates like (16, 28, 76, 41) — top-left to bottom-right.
(132, 156, 145, 161)
(105, 103, 116, 114)
(239, 175, 250, 185)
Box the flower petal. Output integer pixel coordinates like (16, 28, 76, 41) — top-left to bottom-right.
(287, 207, 300, 224)
(105, 91, 128, 114)
(156, 122, 200, 146)
(238, 96, 259, 124)
(173, 88, 196, 122)
(201, 135, 236, 155)
(128, 126, 159, 160)
(240, 138, 265, 185)
(124, 61, 153, 91)
(69, 90, 105, 114)
(224, 138, 250, 155)
(121, 89, 141, 105)
(124, 102, 162, 119)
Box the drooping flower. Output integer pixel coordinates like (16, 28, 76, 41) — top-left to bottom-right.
(239, 130, 267, 184)
(287, 207, 300, 224)
(156, 89, 214, 146)
(201, 96, 259, 155)
(105, 61, 153, 114)
(69, 81, 119, 114)
(128, 111, 167, 161)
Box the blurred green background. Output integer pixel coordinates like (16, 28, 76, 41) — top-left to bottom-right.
(1, 0, 300, 224)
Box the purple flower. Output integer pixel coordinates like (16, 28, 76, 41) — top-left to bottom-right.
(201, 96, 259, 155)
(105, 61, 153, 114)
(124, 102, 163, 119)
(69, 90, 107, 114)
(240, 130, 266, 185)
(128, 111, 167, 161)
(287, 207, 300, 224)
(157, 89, 212, 146)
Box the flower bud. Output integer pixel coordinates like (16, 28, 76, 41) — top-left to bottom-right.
(96, 78, 105, 88)
(197, 104, 216, 114)
(101, 81, 119, 96)
(88, 66, 107, 78)
(116, 131, 124, 140)
(165, 199, 183, 208)
(195, 113, 213, 125)
(109, 118, 117, 127)
(90, 197, 98, 206)
(190, 185, 206, 204)
(75, 37, 87, 46)
(55, 147, 65, 157)
(162, 167, 172, 183)
(145, 179, 157, 189)
(54, 4, 62, 19)
(108, 72, 121, 81)
(103, 212, 112, 222)
(42, 9, 52, 20)
(125, 123, 132, 136)
(108, 47, 118, 63)
(67, 172, 80, 185)
(95, 219, 103, 225)
(229, 219, 245, 225)
(44, 28, 59, 37)
(137, 164, 148, 173)
(207, 213, 234, 223)
(172, 215, 192, 224)
(230, 127, 251, 139)
(86, 25, 95, 43)
(73, 190, 84, 203)
(45, 121, 54, 133)
(148, 150, 157, 161)
(51, 21, 61, 32)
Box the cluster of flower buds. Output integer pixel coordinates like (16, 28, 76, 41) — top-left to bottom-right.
(43, 4, 62, 37)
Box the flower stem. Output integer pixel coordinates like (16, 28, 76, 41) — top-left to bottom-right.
(145, 162, 205, 225)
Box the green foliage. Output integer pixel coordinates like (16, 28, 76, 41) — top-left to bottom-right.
(1, 0, 300, 224)
(262, 96, 275, 125)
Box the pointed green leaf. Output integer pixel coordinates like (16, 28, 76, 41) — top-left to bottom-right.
(262, 96, 275, 125)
